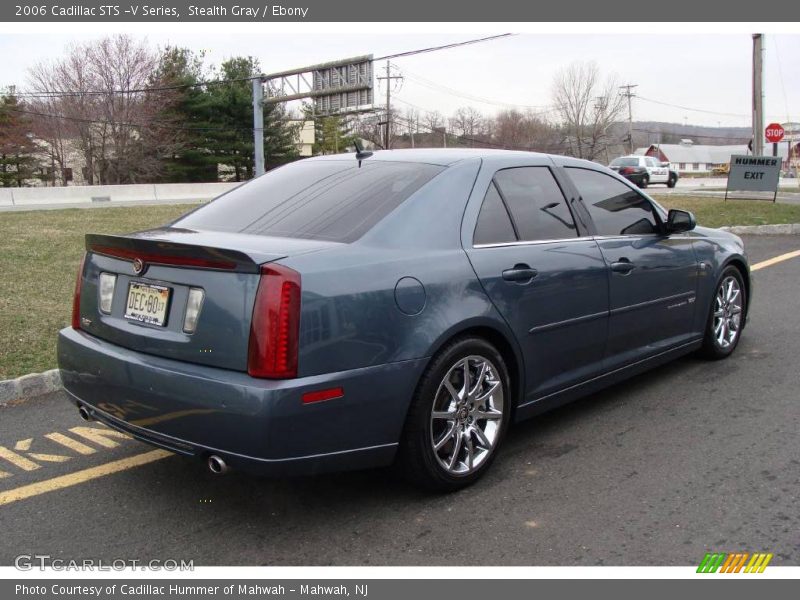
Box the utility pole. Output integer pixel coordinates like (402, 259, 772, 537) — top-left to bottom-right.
(752, 34, 765, 156)
(594, 95, 610, 163)
(252, 77, 265, 177)
(376, 60, 402, 149)
(619, 84, 638, 154)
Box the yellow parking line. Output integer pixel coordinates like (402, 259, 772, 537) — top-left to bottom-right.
(751, 250, 800, 271)
(0, 449, 172, 507)
(44, 432, 97, 455)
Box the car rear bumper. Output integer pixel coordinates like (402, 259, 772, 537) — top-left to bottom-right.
(621, 172, 647, 185)
(57, 327, 428, 476)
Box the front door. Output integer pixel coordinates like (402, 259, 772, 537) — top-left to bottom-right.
(564, 167, 699, 369)
(465, 165, 610, 402)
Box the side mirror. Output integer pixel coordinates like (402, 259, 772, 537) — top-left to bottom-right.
(660, 161, 670, 168)
(667, 209, 696, 233)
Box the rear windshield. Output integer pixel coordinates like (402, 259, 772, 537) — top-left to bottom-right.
(174, 160, 445, 243)
(610, 157, 640, 167)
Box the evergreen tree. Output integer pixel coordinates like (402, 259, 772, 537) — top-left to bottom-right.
(153, 51, 299, 182)
(302, 103, 356, 155)
(151, 47, 218, 182)
(0, 92, 42, 187)
(208, 56, 297, 181)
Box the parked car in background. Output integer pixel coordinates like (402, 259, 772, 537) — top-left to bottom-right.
(711, 163, 731, 176)
(609, 155, 678, 188)
(59, 149, 749, 491)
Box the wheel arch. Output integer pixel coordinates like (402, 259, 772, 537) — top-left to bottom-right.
(722, 256, 752, 324)
(423, 318, 526, 417)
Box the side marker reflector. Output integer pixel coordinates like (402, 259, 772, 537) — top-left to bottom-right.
(302, 387, 344, 405)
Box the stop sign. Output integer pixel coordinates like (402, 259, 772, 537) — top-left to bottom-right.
(765, 123, 785, 143)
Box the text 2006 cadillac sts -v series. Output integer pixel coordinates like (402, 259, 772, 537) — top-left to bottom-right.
(58, 149, 750, 491)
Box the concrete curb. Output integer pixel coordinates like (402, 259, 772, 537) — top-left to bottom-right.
(720, 223, 800, 235)
(0, 369, 62, 406)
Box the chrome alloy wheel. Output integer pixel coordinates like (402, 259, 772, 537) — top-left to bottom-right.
(430, 355, 504, 476)
(713, 275, 743, 349)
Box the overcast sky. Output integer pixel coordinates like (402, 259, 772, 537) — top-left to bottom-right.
(0, 32, 797, 129)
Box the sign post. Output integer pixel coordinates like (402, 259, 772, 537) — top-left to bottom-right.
(725, 155, 782, 203)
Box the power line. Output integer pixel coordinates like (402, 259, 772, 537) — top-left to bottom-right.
(631, 127, 749, 142)
(373, 34, 514, 61)
(8, 34, 515, 100)
(400, 67, 556, 114)
(7, 107, 253, 133)
(636, 95, 749, 119)
(11, 76, 258, 99)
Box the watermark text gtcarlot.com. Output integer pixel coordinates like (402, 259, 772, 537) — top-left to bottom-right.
(14, 554, 194, 571)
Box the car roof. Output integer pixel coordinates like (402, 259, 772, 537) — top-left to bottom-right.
(306, 148, 555, 167)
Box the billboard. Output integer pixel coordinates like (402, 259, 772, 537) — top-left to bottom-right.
(263, 55, 374, 115)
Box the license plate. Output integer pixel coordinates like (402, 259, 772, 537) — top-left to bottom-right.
(124, 282, 171, 327)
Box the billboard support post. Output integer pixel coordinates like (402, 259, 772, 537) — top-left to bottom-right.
(253, 78, 265, 177)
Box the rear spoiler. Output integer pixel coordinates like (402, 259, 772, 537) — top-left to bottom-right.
(86, 231, 284, 274)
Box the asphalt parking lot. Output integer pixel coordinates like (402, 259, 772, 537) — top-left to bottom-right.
(1, 235, 799, 567)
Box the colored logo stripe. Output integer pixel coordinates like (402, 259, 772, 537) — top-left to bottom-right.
(697, 552, 773, 573)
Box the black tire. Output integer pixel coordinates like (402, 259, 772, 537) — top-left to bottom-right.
(700, 266, 747, 360)
(397, 336, 512, 492)
(667, 174, 677, 188)
(638, 174, 649, 188)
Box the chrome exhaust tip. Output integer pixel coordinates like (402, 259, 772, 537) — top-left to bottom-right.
(207, 455, 229, 475)
(77, 405, 93, 422)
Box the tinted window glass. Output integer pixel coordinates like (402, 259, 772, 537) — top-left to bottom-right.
(473, 182, 517, 245)
(175, 160, 444, 243)
(493, 167, 576, 241)
(610, 157, 639, 167)
(566, 168, 659, 236)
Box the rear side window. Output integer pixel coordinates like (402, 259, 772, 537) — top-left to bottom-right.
(610, 157, 639, 167)
(566, 167, 659, 236)
(493, 167, 577, 241)
(473, 182, 516, 245)
(174, 160, 444, 243)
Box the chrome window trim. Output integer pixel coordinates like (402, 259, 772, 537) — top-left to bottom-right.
(472, 236, 594, 249)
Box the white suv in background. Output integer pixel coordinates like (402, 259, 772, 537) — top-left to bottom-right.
(609, 155, 678, 188)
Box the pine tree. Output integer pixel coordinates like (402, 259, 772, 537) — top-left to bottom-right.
(0, 92, 42, 187)
(302, 103, 356, 155)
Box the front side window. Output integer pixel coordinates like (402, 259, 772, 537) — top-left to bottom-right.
(493, 167, 577, 242)
(566, 167, 659, 236)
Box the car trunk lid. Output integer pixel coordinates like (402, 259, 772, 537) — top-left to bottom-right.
(77, 228, 336, 372)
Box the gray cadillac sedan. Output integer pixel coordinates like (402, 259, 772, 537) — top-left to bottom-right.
(58, 149, 750, 491)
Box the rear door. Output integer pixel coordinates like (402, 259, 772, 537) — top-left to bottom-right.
(464, 161, 609, 402)
(563, 166, 699, 369)
(645, 156, 669, 183)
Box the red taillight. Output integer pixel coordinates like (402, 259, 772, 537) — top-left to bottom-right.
(620, 166, 636, 174)
(71, 253, 87, 330)
(247, 264, 301, 379)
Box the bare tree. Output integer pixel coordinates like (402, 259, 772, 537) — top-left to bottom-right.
(422, 110, 444, 134)
(490, 108, 559, 152)
(27, 35, 179, 185)
(551, 61, 625, 161)
(448, 106, 487, 146)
